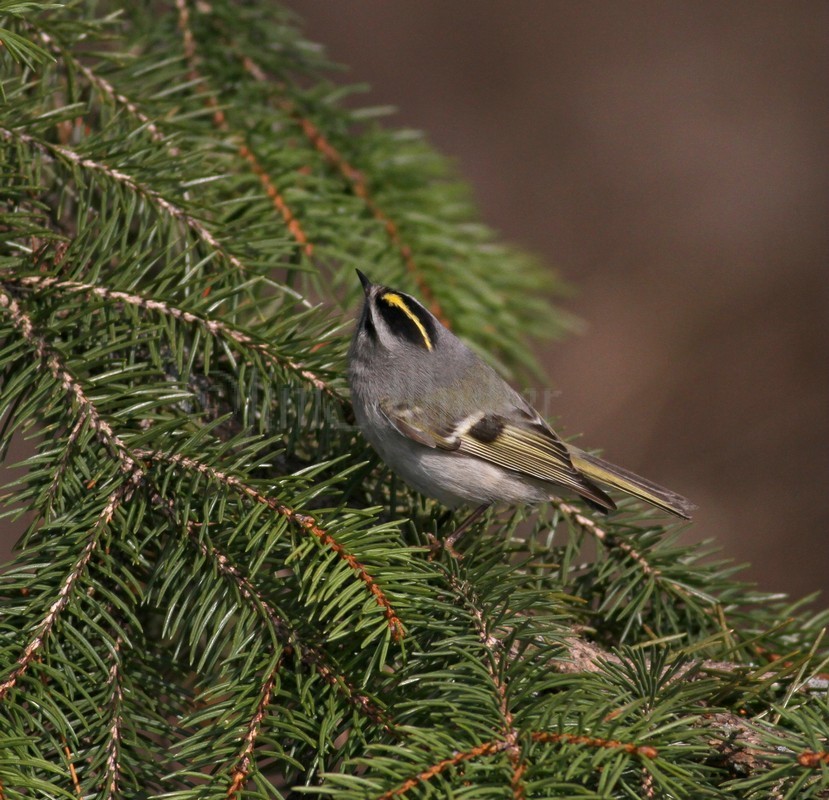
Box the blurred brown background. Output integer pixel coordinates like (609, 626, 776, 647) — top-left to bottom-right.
(2, 2, 826, 602)
(287, 1, 829, 599)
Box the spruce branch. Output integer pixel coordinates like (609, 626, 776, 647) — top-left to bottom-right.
(102, 637, 124, 800)
(552, 498, 665, 581)
(225, 650, 283, 797)
(0, 280, 389, 739)
(374, 741, 510, 800)
(0, 287, 142, 476)
(369, 732, 660, 800)
(136, 447, 404, 640)
(46, 411, 88, 510)
(7, 273, 344, 405)
(174, 0, 314, 258)
(0, 126, 263, 281)
(173, 0, 450, 324)
(238, 53, 449, 326)
(144, 475, 393, 730)
(2, 3, 827, 797)
(31, 27, 170, 149)
(528, 731, 658, 760)
(61, 739, 82, 798)
(449, 574, 525, 796)
(0, 483, 131, 700)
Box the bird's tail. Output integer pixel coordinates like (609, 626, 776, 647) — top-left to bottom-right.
(569, 448, 695, 519)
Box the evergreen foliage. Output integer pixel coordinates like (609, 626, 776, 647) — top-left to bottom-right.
(1, 2, 827, 797)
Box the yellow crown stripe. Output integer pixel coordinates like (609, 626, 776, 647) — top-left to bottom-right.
(380, 292, 433, 351)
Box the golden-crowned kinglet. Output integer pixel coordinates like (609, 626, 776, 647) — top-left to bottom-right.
(348, 270, 694, 536)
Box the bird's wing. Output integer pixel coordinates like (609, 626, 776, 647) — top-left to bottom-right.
(378, 400, 454, 449)
(379, 400, 614, 509)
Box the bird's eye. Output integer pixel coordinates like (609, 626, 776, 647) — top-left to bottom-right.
(361, 308, 378, 342)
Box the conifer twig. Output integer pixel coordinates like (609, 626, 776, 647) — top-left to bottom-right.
(62, 741, 82, 797)
(152, 490, 393, 729)
(103, 638, 124, 800)
(375, 741, 508, 800)
(46, 410, 88, 507)
(226, 652, 283, 797)
(0, 286, 143, 476)
(529, 731, 658, 759)
(0, 127, 260, 280)
(641, 766, 656, 799)
(33, 27, 169, 148)
(175, 0, 313, 256)
(0, 285, 388, 729)
(0, 483, 131, 701)
(450, 576, 524, 798)
(9, 274, 344, 405)
(374, 732, 659, 799)
(0, 287, 143, 699)
(551, 499, 714, 611)
(551, 499, 662, 579)
(136, 448, 404, 640)
(27, 26, 315, 309)
(240, 54, 450, 326)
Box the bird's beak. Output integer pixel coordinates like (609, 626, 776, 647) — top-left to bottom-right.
(356, 269, 372, 295)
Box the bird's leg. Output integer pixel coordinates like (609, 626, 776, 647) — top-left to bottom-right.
(428, 504, 490, 560)
(445, 504, 489, 551)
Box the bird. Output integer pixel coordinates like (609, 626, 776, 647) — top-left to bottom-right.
(347, 270, 694, 550)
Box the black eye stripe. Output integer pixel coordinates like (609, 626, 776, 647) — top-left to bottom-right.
(363, 313, 378, 341)
(377, 292, 436, 351)
(358, 301, 379, 342)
